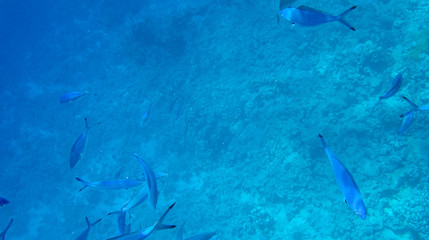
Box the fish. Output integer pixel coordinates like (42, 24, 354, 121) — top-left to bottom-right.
(75, 217, 102, 240)
(108, 171, 167, 215)
(398, 110, 415, 135)
(279, 5, 356, 31)
(319, 134, 366, 219)
(393, 104, 416, 147)
(140, 102, 152, 127)
(372, 73, 402, 111)
(177, 222, 216, 240)
(134, 153, 158, 209)
(0, 219, 13, 240)
(60, 91, 88, 103)
(75, 177, 143, 192)
(107, 202, 176, 240)
(70, 118, 100, 169)
(0, 197, 9, 207)
(117, 211, 131, 235)
(170, 97, 184, 119)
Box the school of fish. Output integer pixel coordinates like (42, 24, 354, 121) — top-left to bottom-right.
(2, 0, 428, 239)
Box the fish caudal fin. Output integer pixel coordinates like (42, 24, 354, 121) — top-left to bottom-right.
(371, 98, 381, 112)
(318, 134, 327, 148)
(403, 96, 419, 110)
(338, 6, 356, 31)
(76, 177, 89, 192)
(86, 217, 102, 228)
(154, 202, 176, 231)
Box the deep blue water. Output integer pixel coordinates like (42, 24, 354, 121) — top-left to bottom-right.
(1, 0, 429, 239)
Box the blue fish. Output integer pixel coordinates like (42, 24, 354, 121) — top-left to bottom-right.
(0, 197, 9, 207)
(0, 219, 13, 240)
(279, 5, 356, 31)
(70, 118, 100, 169)
(60, 91, 88, 103)
(319, 134, 366, 219)
(170, 97, 185, 119)
(140, 102, 152, 127)
(398, 110, 415, 135)
(177, 222, 216, 240)
(107, 203, 176, 240)
(75, 217, 102, 240)
(117, 211, 131, 235)
(76, 177, 143, 192)
(134, 153, 158, 209)
(372, 73, 402, 111)
(108, 172, 166, 215)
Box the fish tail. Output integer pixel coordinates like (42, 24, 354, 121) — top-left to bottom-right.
(79, 185, 88, 192)
(155, 202, 176, 230)
(2, 219, 13, 235)
(85, 217, 102, 228)
(338, 6, 356, 31)
(402, 96, 419, 110)
(76, 177, 91, 191)
(85, 118, 102, 130)
(371, 99, 381, 112)
(318, 134, 328, 148)
(392, 135, 399, 149)
(90, 218, 102, 227)
(108, 211, 124, 216)
(84, 118, 89, 130)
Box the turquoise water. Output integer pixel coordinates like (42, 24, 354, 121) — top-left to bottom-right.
(1, 0, 429, 239)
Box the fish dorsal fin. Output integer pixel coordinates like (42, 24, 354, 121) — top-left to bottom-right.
(279, 0, 297, 10)
(297, 5, 331, 15)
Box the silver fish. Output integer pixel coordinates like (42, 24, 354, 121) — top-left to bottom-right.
(319, 134, 366, 219)
(75, 217, 101, 240)
(372, 73, 402, 111)
(134, 153, 158, 209)
(108, 171, 166, 215)
(398, 110, 415, 135)
(0, 219, 13, 240)
(107, 203, 176, 240)
(117, 211, 131, 235)
(70, 118, 100, 169)
(279, 5, 356, 31)
(170, 97, 185, 119)
(140, 102, 152, 127)
(75, 177, 143, 192)
(60, 91, 88, 103)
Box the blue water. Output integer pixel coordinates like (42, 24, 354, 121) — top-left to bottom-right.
(1, 0, 429, 239)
